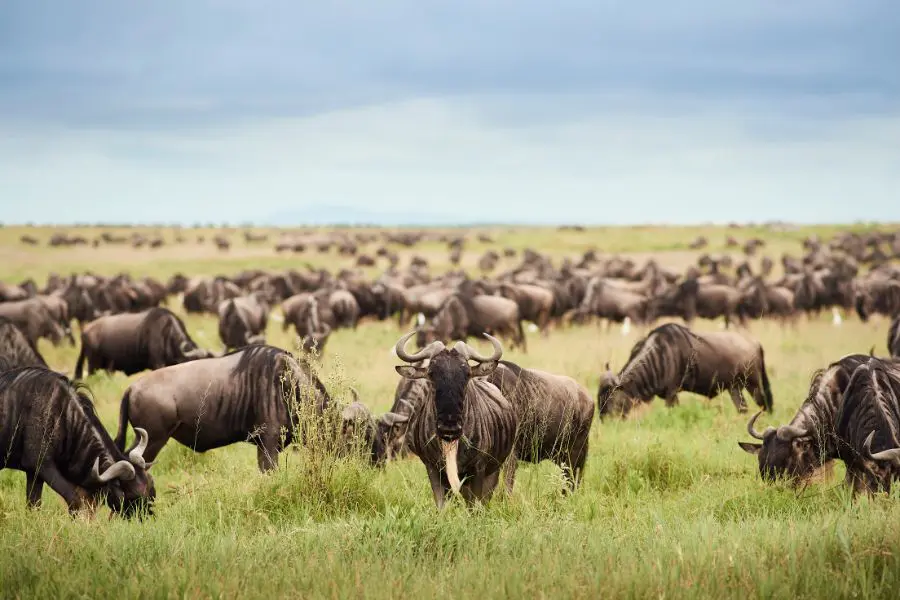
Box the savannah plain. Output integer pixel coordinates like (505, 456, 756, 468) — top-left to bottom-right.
(1, 223, 898, 599)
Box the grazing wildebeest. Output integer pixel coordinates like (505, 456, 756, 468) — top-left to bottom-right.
(0, 367, 154, 517)
(0, 299, 67, 347)
(653, 278, 744, 328)
(834, 358, 900, 494)
(597, 323, 773, 418)
(75, 308, 214, 378)
(338, 397, 410, 467)
(394, 331, 518, 507)
(115, 345, 331, 472)
(217, 293, 269, 350)
(0, 317, 48, 369)
(889, 316, 900, 358)
(487, 361, 594, 491)
(739, 353, 870, 484)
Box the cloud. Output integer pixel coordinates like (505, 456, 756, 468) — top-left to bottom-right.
(2, 94, 898, 225)
(0, 1, 897, 224)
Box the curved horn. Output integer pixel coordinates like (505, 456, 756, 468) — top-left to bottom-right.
(746, 411, 775, 441)
(92, 457, 136, 483)
(350, 387, 360, 403)
(127, 428, 150, 468)
(441, 439, 462, 494)
(864, 431, 900, 463)
(181, 341, 207, 358)
(394, 331, 443, 363)
(775, 424, 809, 442)
(463, 333, 503, 363)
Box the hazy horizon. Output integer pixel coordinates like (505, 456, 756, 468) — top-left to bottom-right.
(2, 1, 898, 226)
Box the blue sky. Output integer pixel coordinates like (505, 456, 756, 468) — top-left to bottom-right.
(1, 1, 898, 225)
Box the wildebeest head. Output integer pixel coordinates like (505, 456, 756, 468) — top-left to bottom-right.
(102, 427, 157, 518)
(854, 431, 900, 494)
(739, 411, 817, 483)
(596, 362, 636, 418)
(339, 391, 411, 466)
(179, 340, 214, 361)
(394, 330, 502, 492)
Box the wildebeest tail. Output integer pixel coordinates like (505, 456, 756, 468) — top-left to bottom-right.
(74, 342, 86, 379)
(114, 388, 132, 451)
(759, 347, 774, 411)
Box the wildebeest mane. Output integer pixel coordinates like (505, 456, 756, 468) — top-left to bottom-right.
(141, 307, 198, 359)
(230, 344, 332, 413)
(0, 317, 48, 369)
(618, 323, 708, 400)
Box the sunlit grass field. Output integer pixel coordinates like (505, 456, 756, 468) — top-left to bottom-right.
(1, 224, 898, 599)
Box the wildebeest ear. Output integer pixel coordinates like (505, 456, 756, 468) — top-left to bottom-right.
(469, 360, 498, 378)
(395, 365, 427, 379)
(738, 441, 762, 454)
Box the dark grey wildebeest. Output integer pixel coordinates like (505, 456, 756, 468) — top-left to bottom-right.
(597, 323, 773, 418)
(75, 307, 214, 378)
(834, 358, 900, 494)
(488, 360, 594, 491)
(217, 293, 269, 350)
(0, 367, 154, 517)
(739, 353, 870, 484)
(115, 345, 331, 472)
(394, 331, 518, 508)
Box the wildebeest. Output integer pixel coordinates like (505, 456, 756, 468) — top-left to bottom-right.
(834, 358, 900, 494)
(739, 353, 870, 484)
(394, 331, 518, 507)
(338, 397, 410, 467)
(487, 361, 594, 490)
(0, 317, 48, 370)
(597, 323, 773, 418)
(217, 293, 269, 350)
(0, 298, 67, 347)
(300, 297, 332, 355)
(0, 367, 154, 517)
(889, 316, 900, 358)
(75, 308, 214, 378)
(429, 283, 527, 352)
(115, 345, 331, 472)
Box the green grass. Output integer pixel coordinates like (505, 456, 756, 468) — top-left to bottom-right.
(2, 225, 900, 599)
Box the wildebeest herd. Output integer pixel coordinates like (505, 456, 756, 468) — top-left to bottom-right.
(2, 227, 900, 519)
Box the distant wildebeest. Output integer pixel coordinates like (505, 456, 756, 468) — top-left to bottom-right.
(890, 316, 900, 358)
(115, 345, 331, 472)
(217, 293, 269, 350)
(300, 297, 332, 355)
(0, 281, 29, 302)
(75, 308, 214, 378)
(739, 353, 870, 484)
(428, 283, 527, 352)
(834, 358, 900, 494)
(0, 317, 48, 370)
(497, 282, 555, 335)
(0, 298, 67, 347)
(487, 361, 594, 491)
(652, 278, 743, 328)
(394, 332, 518, 507)
(0, 367, 155, 517)
(597, 323, 773, 419)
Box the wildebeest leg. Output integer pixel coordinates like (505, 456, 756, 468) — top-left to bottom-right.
(37, 462, 84, 513)
(474, 471, 501, 504)
(728, 387, 748, 413)
(25, 472, 44, 508)
(426, 464, 451, 509)
(664, 392, 680, 408)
